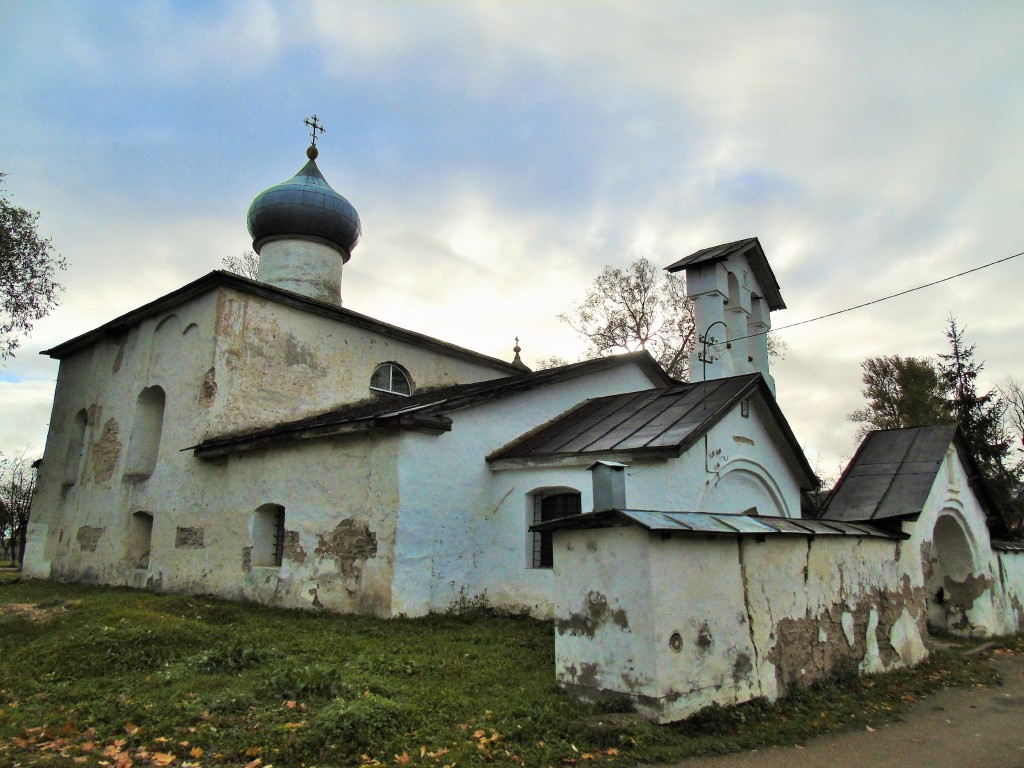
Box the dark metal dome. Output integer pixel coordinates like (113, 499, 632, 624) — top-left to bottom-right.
(246, 155, 361, 261)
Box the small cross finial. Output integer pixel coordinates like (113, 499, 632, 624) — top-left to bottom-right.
(304, 114, 325, 147)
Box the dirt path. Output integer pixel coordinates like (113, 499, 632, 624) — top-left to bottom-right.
(653, 652, 1024, 768)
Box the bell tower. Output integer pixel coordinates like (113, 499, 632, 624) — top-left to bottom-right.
(665, 238, 785, 394)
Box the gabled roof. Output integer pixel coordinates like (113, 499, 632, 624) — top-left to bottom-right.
(189, 352, 673, 458)
(820, 424, 1005, 535)
(487, 373, 817, 488)
(531, 508, 901, 540)
(663, 237, 786, 311)
(41, 270, 521, 375)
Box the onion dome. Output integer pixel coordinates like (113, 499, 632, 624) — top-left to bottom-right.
(246, 146, 361, 262)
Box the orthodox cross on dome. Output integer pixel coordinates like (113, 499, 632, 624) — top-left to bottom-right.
(304, 114, 325, 147)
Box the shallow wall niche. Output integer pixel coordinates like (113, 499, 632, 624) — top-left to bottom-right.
(63, 409, 88, 485)
(927, 512, 982, 632)
(251, 504, 285, 567)
(125, 386, 166, 479)
(698, 462, 789, 518)
(127, 511, 154, 569)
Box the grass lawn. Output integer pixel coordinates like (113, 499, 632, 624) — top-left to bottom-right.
(0, 561, 20, 585)
(0, 581, 1017, 767)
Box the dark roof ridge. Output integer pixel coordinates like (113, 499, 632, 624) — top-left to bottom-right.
(41, 270, 522, 374)
(188, 351, 670, 455)
(663, 236, 785, 310)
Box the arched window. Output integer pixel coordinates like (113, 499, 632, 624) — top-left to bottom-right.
(370, 363, 413, 396)
(128, 511, 154, 569)
(125, 386, 166, 479)
(63, 409, 88, 486)
(252, 504, 285, 567)
(528, 488, 582, 569)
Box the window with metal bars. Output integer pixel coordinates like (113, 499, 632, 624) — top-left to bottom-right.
(253, 504, 286, 567)
(531, 491, 582, 568)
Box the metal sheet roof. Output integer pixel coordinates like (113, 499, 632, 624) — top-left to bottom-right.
(487, 373, 818, 489)
(663, 237, 786, 311)
(490, 375, 756, 458)
(531, 509, 901, 539)
(993, 540, 1024, 553)
(820, 424, 1006, 537)
(822, 424, 958, 523)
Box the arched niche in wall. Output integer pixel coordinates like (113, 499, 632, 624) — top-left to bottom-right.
(127, 511, 154, 569)
(125, 386, 166, 479)
(697, 459, 790, 518)
(63, 409, 89, 486)
(926, 510, 983, 633)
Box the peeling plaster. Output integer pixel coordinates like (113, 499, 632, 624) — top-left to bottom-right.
(199, 367, 218, 407)
(556, 591, 630, 638)
(76, 526, 104, 552)
(89, 418, 122, 483)
(175, 527, 205, 549)
(283, 530, 306, 563)
(315, 519, 378, 577)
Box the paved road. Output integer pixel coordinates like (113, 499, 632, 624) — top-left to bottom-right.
(653, 652, 1024, 768)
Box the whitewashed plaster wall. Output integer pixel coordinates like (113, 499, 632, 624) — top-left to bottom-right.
(205, 286, 517, 438)
(551, 528, 928, 723)
(174, 433, 401, 616)
(994, 550, 1024, 632)
(390, 363, 662, 618)
(26, 285, 511, 611)
(25, 293, 218, 581)
(621, 396, 805, 518)
(897, 448, 1024, 636)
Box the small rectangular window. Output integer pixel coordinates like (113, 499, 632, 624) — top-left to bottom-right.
(532, 492, 582, 568)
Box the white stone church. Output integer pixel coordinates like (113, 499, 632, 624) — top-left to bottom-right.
(24, 139, 1024, 721)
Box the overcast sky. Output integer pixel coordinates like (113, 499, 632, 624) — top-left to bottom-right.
(1, 1, 1022, 479)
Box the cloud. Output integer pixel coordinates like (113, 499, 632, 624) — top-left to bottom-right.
(1, 1, 1022, 472)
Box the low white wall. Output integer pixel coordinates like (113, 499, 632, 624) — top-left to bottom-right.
(552, 528, 928, 723)
(992, 549, 1024, 633)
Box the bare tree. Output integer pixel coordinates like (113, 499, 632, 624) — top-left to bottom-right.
(0, 449, 37, 566)
(1000, 377, 1024, 468)
(222, 250, 260, 280)
(559, 258, 695, 379)
(1, 172, 66, 363)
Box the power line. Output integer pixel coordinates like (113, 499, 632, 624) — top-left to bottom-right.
(727, 249, 1024, 343)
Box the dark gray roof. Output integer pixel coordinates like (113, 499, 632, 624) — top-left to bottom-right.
(531, 508, 902, 540)
(247, 156, 361, 259)
(993, 540, 1024, 553)
(190, 352, 673, 458)
(42, 271, 522, 376)
(821, 424, 1003, 533)
(663, 237, 786, 311)
(488, 373, 817, 488)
